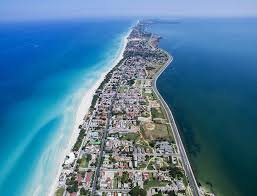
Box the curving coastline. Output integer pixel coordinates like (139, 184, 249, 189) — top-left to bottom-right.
(52, 20, 210, 196)
(50, 27, 133, 196)
(152, 49, 201, 196)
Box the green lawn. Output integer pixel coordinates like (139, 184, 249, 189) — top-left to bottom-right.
(147, 163, 155, 170)
(79, 155, 91, 168)
(143, 179, 168, 190)
(121, 133, 139, 142)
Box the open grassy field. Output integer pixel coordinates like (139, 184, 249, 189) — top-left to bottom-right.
(141, 122, 171, 141)
(151, 107, 165, 119)
(143, 91, 156, 101)
(79, 155, 90, 168)
(121, 132, 139, 142)
(143, 179, 169, 190)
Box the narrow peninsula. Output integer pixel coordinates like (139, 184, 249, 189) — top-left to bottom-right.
(55, 21, 214, 196)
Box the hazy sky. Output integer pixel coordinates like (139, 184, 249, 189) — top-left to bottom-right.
(1, 0, 257, 21)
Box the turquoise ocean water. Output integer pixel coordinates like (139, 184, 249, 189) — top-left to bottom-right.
(0, 19, 132, 195)
(150, 18, 257, 195)
(2, 17, 257, 196)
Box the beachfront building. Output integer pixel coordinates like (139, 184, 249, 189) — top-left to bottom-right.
(55, 20, 203, 196)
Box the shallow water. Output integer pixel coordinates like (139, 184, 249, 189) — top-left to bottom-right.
(0, 18, 132, 195)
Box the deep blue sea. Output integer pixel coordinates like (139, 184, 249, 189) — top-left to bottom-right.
(151, 18, 257, 195)
(0, 19, 132, 195)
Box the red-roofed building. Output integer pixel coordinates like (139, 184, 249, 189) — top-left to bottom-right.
(143, 172, 149, 180)
(76, 174, 83, 184)
(85, 172, 92, 187)
(70, 192, 77, 196)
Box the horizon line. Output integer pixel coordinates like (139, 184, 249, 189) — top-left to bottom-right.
(1, 14, 257, 23)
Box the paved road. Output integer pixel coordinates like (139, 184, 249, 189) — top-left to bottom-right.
(152, 52, 201, 196)
(99, 189, 130, 193)
(144, 152, 180, 157)
(91, 93, 116, 195)
(99, 168, 170, 173)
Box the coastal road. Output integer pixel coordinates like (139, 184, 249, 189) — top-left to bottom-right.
(152, 52, 201, 196)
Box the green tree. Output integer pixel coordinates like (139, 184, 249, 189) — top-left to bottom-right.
(80, 187, 90, 196)
(169, 166, 184, 178)
(66, 181, 78, 193)
(121, 171, 130, 184)
(153, 193, 162, 196)
(129, 186, 147, 196)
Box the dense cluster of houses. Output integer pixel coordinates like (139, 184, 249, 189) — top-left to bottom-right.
(55, 21, 193, 196)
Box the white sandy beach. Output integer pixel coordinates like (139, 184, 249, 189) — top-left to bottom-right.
(49, 27, 132, 196)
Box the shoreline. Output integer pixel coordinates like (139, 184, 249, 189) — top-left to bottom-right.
(152, 49, 201, 196)
(50, 20, 206, 196)
(50, 27, 132, 196)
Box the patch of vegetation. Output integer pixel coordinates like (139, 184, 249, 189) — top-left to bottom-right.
(153, 193, 163, 196)
(137, 163, 147, 169)
(149, 140, 156, 147)
(136, 140, 150, 149)
(109, 154, 117, 163)
(129, 186, 147, 196)
(146, 66, 156, 71)
(166, 124, 175, 143)
(79, 171, 86, 178)
(140, 125, 147, 138)
(154, 124, 170, 139)
(66, 181, 78, 193)
(143, 179, 168, 190)
(169, 166, 185, 179)
(80, 187, 90, 196)
(90, 94, 99, 111)
(98, 69, 115, 90)
(142, 122, 170, 141)
(135, 80, 142, 87)
(144, 92, 154, 100)
(147, 163, 155, 170)
(127, 79, 135, 86)
(151, 107, 164, 119)
(121, 171, 130, 184)
(118, 85, 128, 93)
(113, 176, 119, 189)
(55, 187, 65, 196)
(73, 128, 86, 151)
(121, 133, 139, 142)
(77, 154, 91, 168)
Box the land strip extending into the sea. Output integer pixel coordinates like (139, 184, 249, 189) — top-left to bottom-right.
(54, 20, 214, 196)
